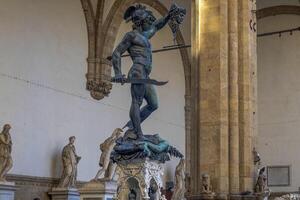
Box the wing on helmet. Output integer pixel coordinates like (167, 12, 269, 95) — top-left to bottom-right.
(124, 6, 136, 22)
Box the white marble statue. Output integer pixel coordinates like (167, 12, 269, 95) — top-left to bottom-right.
(58, 136, 81, 188)
(255, 167, 267, 193)
(0, 124, 13, 182)
(171, 159, 185, 200)
(201, 173, 213, 194)
(93, 128, 123, 181)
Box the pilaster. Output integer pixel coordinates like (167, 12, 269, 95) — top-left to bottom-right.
(188, 0, 257, 198)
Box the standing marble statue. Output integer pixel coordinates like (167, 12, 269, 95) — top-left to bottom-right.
(201, 174, 213, 194)
(93, 128, 123, 180)
(58, 136, 81, 188)
(0, 124, 13, 182)
(255, 167, 267, 193)
(171, 159, 185, 200)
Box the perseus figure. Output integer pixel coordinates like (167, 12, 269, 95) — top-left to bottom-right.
(111, 4, 186, 139)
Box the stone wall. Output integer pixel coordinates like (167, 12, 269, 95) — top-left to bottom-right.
(257, 14, 300, 192)
(0, 0, 188, 184)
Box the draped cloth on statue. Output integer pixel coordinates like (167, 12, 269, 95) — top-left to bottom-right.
(58, 144, 80, 188)
(0, 131, 13, 181)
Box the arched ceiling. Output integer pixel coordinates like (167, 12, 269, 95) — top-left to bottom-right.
(257, 0, 300, 9)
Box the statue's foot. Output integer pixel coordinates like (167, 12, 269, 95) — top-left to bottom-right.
(124, 129, 138, 140)
(122, 121, 133, 129)
(136, 134, 147, 141)
(0, 178, 7, 182)
(90, 178, 98, 182)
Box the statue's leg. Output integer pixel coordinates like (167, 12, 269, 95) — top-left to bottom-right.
(95, 157, 110, 179)
(94, 168, 105, 180)
(125, 84, 158, 129)
(130, 83, 145, 137)
(105, 161, 117, 180)
(0, 158, 12, 181)
(0, 157, 6, 181)
(58, 165, 72, 187)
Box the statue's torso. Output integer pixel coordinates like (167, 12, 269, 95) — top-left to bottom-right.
(0, 133, 11, 158)
(63, 144, 77, 166)
(128, 31, 152, 75)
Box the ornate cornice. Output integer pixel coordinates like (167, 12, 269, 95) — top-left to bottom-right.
(6, 174, 85, 188)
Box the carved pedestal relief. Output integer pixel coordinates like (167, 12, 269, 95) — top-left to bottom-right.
(115, 160, 166, 200)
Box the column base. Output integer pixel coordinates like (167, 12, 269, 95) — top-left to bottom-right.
(187, 193, 257, 200)
(230, 194, 256, 200)
(79, 180, 117, 200)
(49, 188, 80, 200)
(187, 193, 217, 200)
(0, 182, 17, 200)
(254, 192, 270, 200)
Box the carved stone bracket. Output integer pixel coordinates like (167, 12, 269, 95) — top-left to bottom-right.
(81, 0, 113, 100)
(86, 80, 112, 100)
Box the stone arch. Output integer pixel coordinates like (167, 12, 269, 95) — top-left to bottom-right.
(257, 5, 300, 20)
(100, 0, 192, 172)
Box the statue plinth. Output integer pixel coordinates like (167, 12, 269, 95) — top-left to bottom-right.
(254, 190, 270, 200)
(49, 188, 80, 200)
(79, 180, 117, 200)
(0, 182, 17, 200)
(196, 192, 216, 200)
(114, 159, 166, 200)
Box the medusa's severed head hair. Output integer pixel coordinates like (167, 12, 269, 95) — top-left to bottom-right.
(124, 4, 156, 29)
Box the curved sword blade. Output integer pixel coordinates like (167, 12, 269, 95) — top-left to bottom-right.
(111, 78, 168, 86)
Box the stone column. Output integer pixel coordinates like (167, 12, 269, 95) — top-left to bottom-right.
(190, 0, 230, 198)
(188, 0, 257, 199)
(238, 0, 256, 193)
(228, 0, 240, 196)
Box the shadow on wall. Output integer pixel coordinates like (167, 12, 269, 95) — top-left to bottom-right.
(165, 166, 173, 183)
(50, 149, 62, 179)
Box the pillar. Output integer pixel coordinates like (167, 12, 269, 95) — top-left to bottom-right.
(188, 0, 257, 199)
(228, 0, 240, 195)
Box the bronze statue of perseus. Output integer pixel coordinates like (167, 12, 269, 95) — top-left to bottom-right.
(111, 3, 186, 139)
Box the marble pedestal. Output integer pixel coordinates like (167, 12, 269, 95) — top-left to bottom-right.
(0, 182, 17, 200)
(195, 192, 216, 200)
(79, 180, 117, 200)
(255, 191, 270, 200)
(49, 188, 80, 200)
(115, 159, 166, 200)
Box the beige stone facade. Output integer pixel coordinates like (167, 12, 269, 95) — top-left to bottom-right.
(188, 0, 257, 198)
(1, 0, 300, 199)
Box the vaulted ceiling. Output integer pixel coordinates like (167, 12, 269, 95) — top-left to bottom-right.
(257, 0, 300, 9)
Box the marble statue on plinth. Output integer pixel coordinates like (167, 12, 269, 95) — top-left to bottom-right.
(79, 129, 122, 200)
(58, 136, 81, 188)
(253, 150, 270, 200)
(94, 128, 123, 181)
(196, 173, 215, 200)
(254, 166, 270, 200)
(0, 124, 13, 182)
(107, 2, 186, 199)
(255, 167, 267, 193)
(201, 174, 213, 194)
(50, 136, 81, 200)
(0, 124, 17, 200)
(171, 159, 185, 200)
